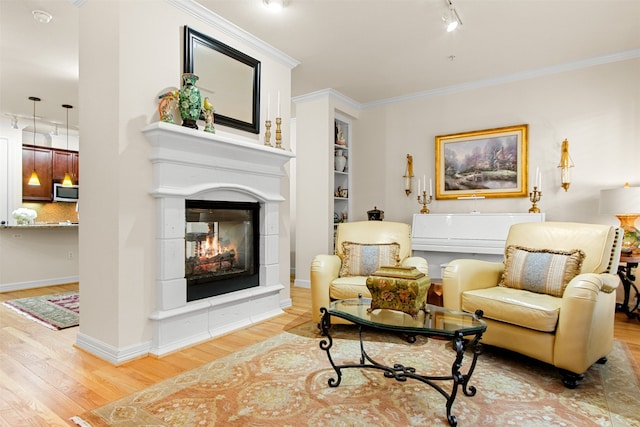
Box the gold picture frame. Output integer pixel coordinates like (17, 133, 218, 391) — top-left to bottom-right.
(435, 124, 528, 200)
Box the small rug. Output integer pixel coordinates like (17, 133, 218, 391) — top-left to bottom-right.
(3, 291, 79, 330)
(72, 323, 640, 426)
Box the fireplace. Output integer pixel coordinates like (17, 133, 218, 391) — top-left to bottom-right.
(185, 200, 259, 301)
(143, 122, 294, 356)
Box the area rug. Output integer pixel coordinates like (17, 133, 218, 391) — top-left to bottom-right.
(72, 322, 640, 426)
(2, 291, 79, 330)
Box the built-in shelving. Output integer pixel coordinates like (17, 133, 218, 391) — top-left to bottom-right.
(333, 115, 351, 239)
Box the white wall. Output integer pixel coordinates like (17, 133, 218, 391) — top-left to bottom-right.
(293, 91, 360, 286)
(77, 0, 295, 362)
(352, 58, 640, 229)
(0, 227, 79, 290)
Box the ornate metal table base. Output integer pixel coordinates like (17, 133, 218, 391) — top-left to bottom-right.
(617, 257, 639, 320)
(319, 307, 484, 427)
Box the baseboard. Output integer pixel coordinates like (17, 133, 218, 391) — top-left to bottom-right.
(0, 276, 79, 292)
(75, 332, 151, 365)
(294, 278, 310, 288)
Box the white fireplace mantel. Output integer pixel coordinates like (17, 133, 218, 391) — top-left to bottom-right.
(143, 122, 294, 356)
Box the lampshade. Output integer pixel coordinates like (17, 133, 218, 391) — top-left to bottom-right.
(28, 170, 41, 186)
(62, 172, 73, 187)
(600, 184, 640, 254)
(599, 185, 640, 215)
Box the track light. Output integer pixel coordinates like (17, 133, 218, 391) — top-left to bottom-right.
(443, 0, 462, 32)
(263, 0, 284, 11)
(32, 10, 53, 24)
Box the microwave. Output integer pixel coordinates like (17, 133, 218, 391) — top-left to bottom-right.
(53, 183, 79, 202)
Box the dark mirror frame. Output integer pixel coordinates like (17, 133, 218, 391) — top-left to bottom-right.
(183, 26, 261, 134)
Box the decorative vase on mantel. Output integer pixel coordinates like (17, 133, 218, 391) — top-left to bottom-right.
(179, 73, 202, 129)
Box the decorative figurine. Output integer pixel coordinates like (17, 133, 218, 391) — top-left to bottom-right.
(158, 90, 178, 124)
(203, 97, 215, 133)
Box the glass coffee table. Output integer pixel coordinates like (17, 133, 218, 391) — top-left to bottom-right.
(319, 297, 486, 427)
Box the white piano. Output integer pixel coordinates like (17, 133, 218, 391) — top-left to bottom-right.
(411, 213, 545, 278)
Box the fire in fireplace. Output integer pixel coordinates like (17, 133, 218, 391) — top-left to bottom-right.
(185, 200, 260, 302)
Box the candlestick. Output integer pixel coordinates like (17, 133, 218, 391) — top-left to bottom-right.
(275, 117, 283, 149)
(264, 119, 272, 147)
(417, 190, 433, 214)
(529, 186, 542, 213)
(429, 178, 433, 197)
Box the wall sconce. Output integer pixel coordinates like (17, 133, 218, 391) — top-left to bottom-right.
(558, 138, 574, 191)
(599, 183, 640, 254)
(403, 154, 413, 196)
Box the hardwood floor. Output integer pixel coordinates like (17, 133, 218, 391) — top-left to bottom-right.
(0, 282, 639, 426)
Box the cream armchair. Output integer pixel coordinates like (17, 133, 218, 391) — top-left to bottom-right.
(310, 221, 429, 325)
(443, 221, 622, 388)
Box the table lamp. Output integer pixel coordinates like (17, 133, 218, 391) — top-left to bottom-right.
(599, 183, 640, 254)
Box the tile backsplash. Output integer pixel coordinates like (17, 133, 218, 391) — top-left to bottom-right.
(23, 202, 79, 223)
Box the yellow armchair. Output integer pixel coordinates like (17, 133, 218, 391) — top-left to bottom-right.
(310, 221, 429, 325)
(443, 221, 622, 388)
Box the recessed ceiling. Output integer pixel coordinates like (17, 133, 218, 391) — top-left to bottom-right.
(1, 0, 639, 130)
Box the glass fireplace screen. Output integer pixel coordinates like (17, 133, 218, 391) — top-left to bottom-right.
(185, 200, 259, 299)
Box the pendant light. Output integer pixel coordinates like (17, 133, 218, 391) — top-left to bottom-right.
(27, 96, 41, 186)
(61, 104, 73, 186)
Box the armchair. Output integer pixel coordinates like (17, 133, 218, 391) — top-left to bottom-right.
(310, 221, 429, 325)
(443, 221, 622, 388)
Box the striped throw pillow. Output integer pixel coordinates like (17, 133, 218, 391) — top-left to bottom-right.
(339, 242, 400, 277)
(499, 245, 585, 297)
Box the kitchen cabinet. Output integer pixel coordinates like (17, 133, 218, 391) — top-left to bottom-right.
(22, 145, 79, 201)
(22, 145, 53, 201)
(53, 149, 79, 184)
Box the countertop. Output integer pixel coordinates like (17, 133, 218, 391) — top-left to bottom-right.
(1, 222, 79, 229)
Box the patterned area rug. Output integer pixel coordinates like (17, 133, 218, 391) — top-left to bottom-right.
(73, 322, 640, 426)
(3, 291, 79, 330)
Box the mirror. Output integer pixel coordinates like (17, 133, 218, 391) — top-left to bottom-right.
(184, 26, 261, 134)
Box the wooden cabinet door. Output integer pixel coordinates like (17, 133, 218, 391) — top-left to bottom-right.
(22, 145, 53, 201)
(72, 151, 79, 183)
(52, 149, 79, 184)
(53, 150, 74, 182)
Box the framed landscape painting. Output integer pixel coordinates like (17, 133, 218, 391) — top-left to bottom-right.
(435, 124, 528, 200)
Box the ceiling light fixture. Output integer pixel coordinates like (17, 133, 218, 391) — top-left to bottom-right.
(263, 0, 284, 11)
(62, 104, 74, 187)
(32, 10, 53, 24)
(27, 97, 41, 186)
(443, 0, 462, 32)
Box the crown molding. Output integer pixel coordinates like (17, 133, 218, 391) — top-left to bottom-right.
(167, 0, 300, 69)
(292, 88, 360, 111)
(363, 48, 640, 109)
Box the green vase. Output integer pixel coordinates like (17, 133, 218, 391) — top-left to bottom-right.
(179, 73, 202, 129)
